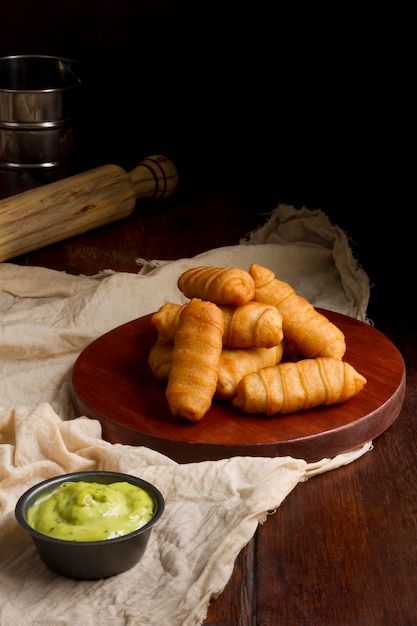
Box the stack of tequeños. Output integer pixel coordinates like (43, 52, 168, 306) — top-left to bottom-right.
(148, 264, 367, 422)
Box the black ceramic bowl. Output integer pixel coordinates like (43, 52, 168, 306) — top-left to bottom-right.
(15, 470, 165, 579)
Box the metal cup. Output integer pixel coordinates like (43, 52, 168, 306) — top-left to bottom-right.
(0, 54, 81, 197)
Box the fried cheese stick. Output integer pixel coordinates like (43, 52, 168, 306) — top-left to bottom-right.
(216, 344, 284, 400)
(148, 339, 284, 400)
(249, 263, 346, 359)
(177, 266, 255, 306)
(151, 300, 283, 348)
(232, 357, 367, 415)
(165, 298, 224, 421)
(220, 302, 283, 348)
(151, 302, 188, 343)
(148, 337, 173, 381)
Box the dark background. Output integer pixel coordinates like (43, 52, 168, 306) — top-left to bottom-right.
(0, 1, 411, 324)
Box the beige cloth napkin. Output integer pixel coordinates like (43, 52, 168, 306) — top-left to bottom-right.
(0, 204, 371, 625)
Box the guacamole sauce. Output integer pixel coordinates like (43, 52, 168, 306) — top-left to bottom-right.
(26, 481, 155, 541)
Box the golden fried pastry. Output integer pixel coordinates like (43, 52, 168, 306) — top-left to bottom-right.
(151, 300, 283, 349)
(148, 337, 173, 381)
(150, 302, 188, 343)
(249, 263, 346, 359)
(177, 266, 255, 306)
(220, 302, 283, 348)
(216, 344, 284, 400)
(166, 298, 224, 421)
(232, 357, 366, 415)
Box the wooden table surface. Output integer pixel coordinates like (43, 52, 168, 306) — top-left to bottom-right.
(4, 164, 416, 626)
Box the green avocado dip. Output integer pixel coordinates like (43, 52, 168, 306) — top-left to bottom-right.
(26, 481, 156, 541)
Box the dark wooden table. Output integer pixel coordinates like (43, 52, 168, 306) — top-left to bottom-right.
(4, 165, 416, 626)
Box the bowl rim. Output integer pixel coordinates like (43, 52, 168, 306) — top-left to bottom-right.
(0, 54, 82, 93)
(15, 470, 165, 545)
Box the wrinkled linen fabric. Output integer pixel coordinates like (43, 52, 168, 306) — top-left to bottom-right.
(0, 205, 369, 418)
(0, 203, 372, 625)
(138, 203, 370, 322)
(0, 406, 372, 626)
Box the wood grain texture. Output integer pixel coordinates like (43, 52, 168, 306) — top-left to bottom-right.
(254, 326, 417, 626)
(6, 165, 416, 625)
(71, 310, 405, 463)
(0, 164, 135, 260)
(0, 155, 177, 261)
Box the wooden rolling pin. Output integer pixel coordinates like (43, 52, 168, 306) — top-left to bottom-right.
(0, 154, 178, 261)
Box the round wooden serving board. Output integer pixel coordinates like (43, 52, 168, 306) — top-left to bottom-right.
(71, 310, 406, 463)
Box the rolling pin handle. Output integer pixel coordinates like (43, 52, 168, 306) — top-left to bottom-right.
(128, 154, 178, 200)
